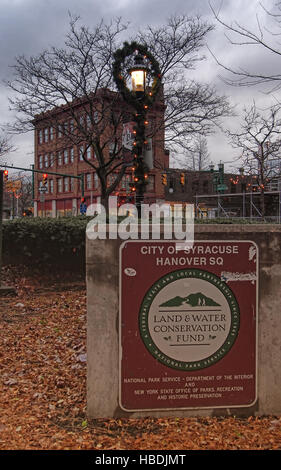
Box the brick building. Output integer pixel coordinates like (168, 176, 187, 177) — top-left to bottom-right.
(164, 168, 259, 217)
(33, 88, 169, 217)
(164, 168, 252, 200)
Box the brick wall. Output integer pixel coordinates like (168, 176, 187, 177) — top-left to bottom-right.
(33, 89, 168, 214)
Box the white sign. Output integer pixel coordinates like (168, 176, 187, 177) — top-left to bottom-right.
(122, 122, 135, 150)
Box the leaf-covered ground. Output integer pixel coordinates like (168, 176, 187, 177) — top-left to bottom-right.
(0, 266, 281, 451)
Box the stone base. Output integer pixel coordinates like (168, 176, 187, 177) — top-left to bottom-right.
(87, 224, 281, 418)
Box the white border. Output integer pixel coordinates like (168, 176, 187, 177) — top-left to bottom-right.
(119, 240, 259, 413)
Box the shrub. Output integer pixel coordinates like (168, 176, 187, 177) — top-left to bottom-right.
(2, 216, 92, 271)
(2, 215, 271, 271)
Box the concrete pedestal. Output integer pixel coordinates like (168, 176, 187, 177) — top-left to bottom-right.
(87, 225, 281, 418)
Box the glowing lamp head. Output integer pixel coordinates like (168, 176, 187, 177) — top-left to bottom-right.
(129, 52, 148, 93)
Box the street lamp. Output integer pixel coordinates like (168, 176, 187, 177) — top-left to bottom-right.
(113, 42, 161, 217)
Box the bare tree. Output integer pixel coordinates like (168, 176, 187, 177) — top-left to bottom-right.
(17, 174, 33, 215)
(227, 103, 281, 215)
(3, 172, 32, 217)
(0, 133, 14, 161)
(177, 135, 211, 170)
(209, 0, 281, 92)
(137, 15, 232, 154)
(5, 14, 231, 210)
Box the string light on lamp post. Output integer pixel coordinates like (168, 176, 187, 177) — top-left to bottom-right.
(113, 42, 161, 216)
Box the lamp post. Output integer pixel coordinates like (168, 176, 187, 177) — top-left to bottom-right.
(128, 51, 149, 215)
(113, 42, 161, 217)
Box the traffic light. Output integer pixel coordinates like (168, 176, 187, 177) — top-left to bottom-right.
(180, 172, 185, 185)
(42, 173, 48, 186)
(161, 173, 167, 185)
(3, 169, 8, 182)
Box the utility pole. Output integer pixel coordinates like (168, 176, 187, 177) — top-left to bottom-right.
(31, 164, 35, 203)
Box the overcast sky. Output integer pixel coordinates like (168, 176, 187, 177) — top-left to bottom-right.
(0, 0, 280, 172)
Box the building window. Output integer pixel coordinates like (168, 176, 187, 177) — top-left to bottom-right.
(64, 177, 69, 192)
(58, 178, 63, 193)
(50, 127, 54, 141)
(70, 119, 74, 133)
(79, 174, 84, 191)
(44, 154, 49, 168)
(86, 114, 91, 129)
(58, 151, 63, 166)
(86, 147, 91, 160)
(58, 124, 62, 138)
(86, 173, 92, 189)
(50, 153, 55, 167)
(63, 121, 68, 135)
(70, 147, 74, 163)
(121, 173, 132, 192)
(38, 130, 43, 144)
(79, 145, 84, 161)
(70, 177, 75, 192)
(93, 173, 99, 189)
(108, 173, 116, 187)
(44, 128, 49, 143)
(39, 155, 43, 169)
(49, 179, 54, 193)
(94, 111, 99, 123)
(64, 149, 69, 165)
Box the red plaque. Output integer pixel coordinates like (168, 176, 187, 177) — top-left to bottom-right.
(119, 241, 258, 411)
